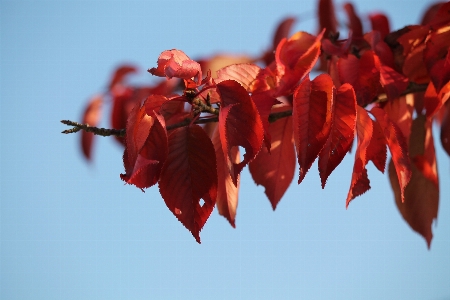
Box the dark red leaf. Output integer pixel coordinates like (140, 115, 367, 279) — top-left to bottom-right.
(389, 115, 439, 248)
(346, 106, 373, 207)
(159, 125, 217, 243)
(249, 112, 295, 210)
(293, 74, 333, 184)
(81, 95, 102, 160)
(318, 0, 337, 37)
(366, 115, 387, 172)
(441, 100, 450, 156)
(212, 125, 240, 227)
(338, 51, 383, 106)
(371, 107, 411, 203)
(217, 80, 264, 185)
(318, 83, 357, 188)
(343, 3, 363, 38)
(369, 13, 390, 39)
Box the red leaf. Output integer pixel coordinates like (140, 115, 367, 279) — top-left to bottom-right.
(346, 106, 373, 207)
(216, 63, 261, 91)
(272, 30, 325, 96)
(108, 65, 137, 90)
(343, 3, 363, 38)
(120, 112, 168, 189)
(81, 95, 102, 160)
(379, 64, 409, 100)
(293, 74, 333, 184)
(318, 83, 357, 188)
(249, 112, 295, 210)
(383, 96, 414, 143)
(251, 92, 280, 151)
(371, 107, 411, 202)
(318, 0, 337, 36)
(441, 100, 450, 156)
(159, 125, 217, 243)
(389, 115, 439, 248)
(217, 80, 264, 185)
(212, 126, 240, 227)
(273, 17, 297, 50)
(338, 51, 383, 106)
(366, 115, 387, 172)
(369, 13, 390, 39)
(148, 49, 202, 85)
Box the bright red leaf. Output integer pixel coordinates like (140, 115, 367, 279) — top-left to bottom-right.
(365, 116, 387, 172)
(217, 80, 264, 185)
(318, 83, 357, 188)
(371, 107, 411, 203)
(249, 110, 295, 210)
(369, 13, 390, 39)
(346, 106, 373, 207)
(159, 124, 217, 243)
(212, 125, 240, 227)
(293, 74, 334, 184)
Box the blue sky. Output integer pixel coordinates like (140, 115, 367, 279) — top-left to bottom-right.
(1, 0, 449, 299)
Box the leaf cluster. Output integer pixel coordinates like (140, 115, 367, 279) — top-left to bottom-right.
(67, 0, 450, 247)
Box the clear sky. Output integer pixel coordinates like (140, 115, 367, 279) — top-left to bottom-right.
(1, 0, 449, 299)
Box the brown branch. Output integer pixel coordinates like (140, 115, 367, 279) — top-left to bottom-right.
(61, 120, 126, 137)
(61, 82, 429, 138)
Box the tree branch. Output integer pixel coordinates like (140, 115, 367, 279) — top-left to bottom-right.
(61, 82, 428, 137)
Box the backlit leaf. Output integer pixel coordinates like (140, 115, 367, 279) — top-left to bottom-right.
(389, 115, 439, 248)
(371, 107, 411, 202)
(249, 111, 295, 210)
(217, 80, 264, 185)
(293, 74, 333, 184)
(159, 125, 217, 243)
(318, 83, 357, 188)
(346, 106, 373, 207)
(212, 126, 240, 227)
(81, 95, 102, 160)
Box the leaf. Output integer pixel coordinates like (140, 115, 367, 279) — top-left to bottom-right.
(120, 100, 168, 190)
(318, 83, 357, 188)
(216, 63, 261, 91)
(251, 92, 280, 151)
(212, 125, 240, 227)
(81, 95, 102, 160)
(379, 64, 409, 100)
(365, 113, 387, 172)
(389, 115, 439, 248)
(337, 51, 383, 106)
(261, 17, 296, 65)
(318, 0, 337, 36)
(383, 96, 414, 142)
(217, 80, 264, 185)
(369, 13, 390, 39)
(148, 49, 202, 85)
(108, 65, 137, 90)
(371, 107, 411, 202)
(346, 106, 373, 207)
(159, 125, 217, 243)
(441, 100, 450, 156)
(249, 112, 295, 210)
(293, 74, 333, 184)
(343, 3, 363, 38)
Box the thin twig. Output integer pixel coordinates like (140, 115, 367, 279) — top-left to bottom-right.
(61, 82, 429, 138)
